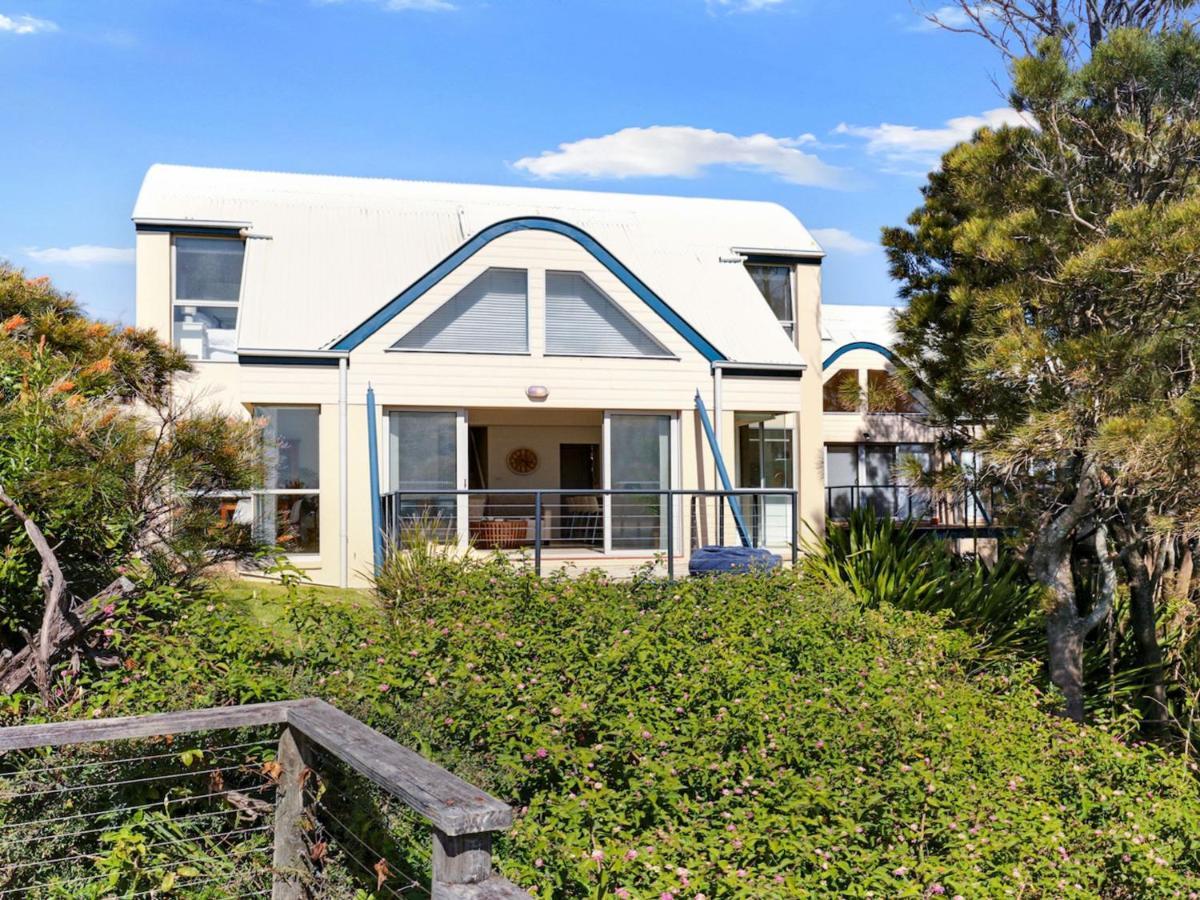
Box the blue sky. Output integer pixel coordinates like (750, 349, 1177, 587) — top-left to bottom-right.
(0, 0, 1018, 323)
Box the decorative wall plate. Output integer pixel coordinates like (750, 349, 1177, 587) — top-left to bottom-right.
(506, 447, 539, 475)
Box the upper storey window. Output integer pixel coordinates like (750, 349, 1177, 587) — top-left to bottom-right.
(172, 236, 245, 362)
(545, 271, 671, 358)
(746, 263, 794, 339)
(393, 268, 529, 354)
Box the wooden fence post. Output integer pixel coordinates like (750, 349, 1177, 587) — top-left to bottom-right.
(272, 725, 313, 899)
(431, 829, 492, 898)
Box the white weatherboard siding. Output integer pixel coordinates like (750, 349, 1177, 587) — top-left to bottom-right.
(132, 164, 814, 366)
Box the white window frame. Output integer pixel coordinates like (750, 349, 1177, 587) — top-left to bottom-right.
(171, 235, 246, 365)
(252, 404, 321, 559)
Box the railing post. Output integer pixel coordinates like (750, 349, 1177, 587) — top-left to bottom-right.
(534, 492, 543, 577)
(791, 490, 799, 568)
(432, 829, 493, 898)
(666, 489, 675, 581)
(273, 726, 313, 899)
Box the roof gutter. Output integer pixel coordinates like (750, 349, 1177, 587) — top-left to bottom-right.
(711, 360, 807, 378)
(237, 348, 350, 367)
(730, 245, 826, 261)
(133, 217, 254, 231)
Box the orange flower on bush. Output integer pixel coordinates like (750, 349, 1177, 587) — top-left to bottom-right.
(53, 379, 76, 393)
(1, 314, 26, 333)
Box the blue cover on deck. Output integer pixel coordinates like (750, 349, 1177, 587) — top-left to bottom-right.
(688, 546, 781, 576)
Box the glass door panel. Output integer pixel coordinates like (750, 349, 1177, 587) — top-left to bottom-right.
(896, 444, 932, 520)
(389, 410, 459, 541)
(737, 413, 793, 545)
(863, 447, 895, 518)
(607, 414, 670, 551)
(825, 445, 858, 520)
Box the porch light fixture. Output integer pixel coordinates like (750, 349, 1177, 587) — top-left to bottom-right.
(526, 385, 549, 402)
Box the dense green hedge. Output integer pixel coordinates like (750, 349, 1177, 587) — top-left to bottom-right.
(22, 563, 1200, 898)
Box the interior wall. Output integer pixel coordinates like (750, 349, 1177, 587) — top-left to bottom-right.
(483, 425, 603, 490)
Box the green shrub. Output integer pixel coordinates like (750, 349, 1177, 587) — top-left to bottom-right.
(803, 507, 1046, 660)
(35, 563, 1200, 898)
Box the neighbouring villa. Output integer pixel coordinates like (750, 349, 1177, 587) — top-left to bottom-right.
(133, 164, 981, 588)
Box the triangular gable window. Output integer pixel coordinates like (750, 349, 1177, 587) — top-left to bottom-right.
(545, 271, 672, 358)
(392, 268, 528, 354)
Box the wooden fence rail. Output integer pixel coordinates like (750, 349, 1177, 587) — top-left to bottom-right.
(0, 698, 530, 899)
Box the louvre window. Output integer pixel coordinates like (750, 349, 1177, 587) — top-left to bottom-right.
(393, 268, 528, 354)
(545, 272, 671, 358)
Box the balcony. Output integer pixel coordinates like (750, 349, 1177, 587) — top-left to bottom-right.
(825, 483, 1000, 537)
(380, 488, 799, 578)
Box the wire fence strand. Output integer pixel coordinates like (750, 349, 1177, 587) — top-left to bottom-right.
(0, 738, 274, 779)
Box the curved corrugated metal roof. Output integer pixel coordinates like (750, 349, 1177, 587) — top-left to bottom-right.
(133, 164, 819, 365)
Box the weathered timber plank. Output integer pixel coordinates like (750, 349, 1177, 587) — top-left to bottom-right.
(285, 700, 513, 836)
(433, 828, 492, 886)
(272, 726, 314, 900)
(433, 876, 533, 900)
(0, 700, 302, 752)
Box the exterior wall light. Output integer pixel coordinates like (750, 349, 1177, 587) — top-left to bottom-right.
(526, 385, 549, 402)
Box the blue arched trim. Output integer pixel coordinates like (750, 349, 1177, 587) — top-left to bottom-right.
(822, 340, 898, 371)
(329, 216, 725, 361)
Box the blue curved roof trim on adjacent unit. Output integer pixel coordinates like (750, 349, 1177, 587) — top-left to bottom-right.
(329, 216, 726, 361)
(822, 340, 898, 371)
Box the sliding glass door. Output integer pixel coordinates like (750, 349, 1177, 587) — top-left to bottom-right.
(605, 413, 672, 552)
(387, 410, 466, 542)
(736, 413, 794, 546)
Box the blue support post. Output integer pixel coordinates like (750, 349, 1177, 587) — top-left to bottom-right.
(694, 391, 751, 547)
(367, 385, 384, 575)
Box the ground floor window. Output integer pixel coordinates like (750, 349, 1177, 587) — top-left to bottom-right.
(253, 406, 320, 553)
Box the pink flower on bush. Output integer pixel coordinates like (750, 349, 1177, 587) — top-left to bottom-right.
(894, 866, 908, 877)
(590, 849, 605, 863)
(102, 604, 116, 617)
(624, 849, 637, 861)
(535, 747, 548, 759)
(378, 683, 390, 692)
(615, 890, 630, 899)
(928, 885, 946, 896)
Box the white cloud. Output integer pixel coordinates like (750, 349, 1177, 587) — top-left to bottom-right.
(24, 245, 135, 266)
(908, 3, 997, 31)
(514, 125, 848, 188)
(810, 228, 875, 255)
(835, 107, 1031, 169)
(707, 0, 788, 12)
(0, 13, 57, 34)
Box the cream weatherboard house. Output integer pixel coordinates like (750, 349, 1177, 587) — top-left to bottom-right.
(134, 164, 840, 587)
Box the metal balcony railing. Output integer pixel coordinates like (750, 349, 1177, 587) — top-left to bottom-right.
(825, 483, 996, 531)
(380, 488, 800, 578)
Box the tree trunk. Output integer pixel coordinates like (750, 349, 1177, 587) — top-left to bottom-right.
(1029, 467, 1109, 722)
(1121, 537, 1169, 732)
(1037, 529, 1087, 721)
